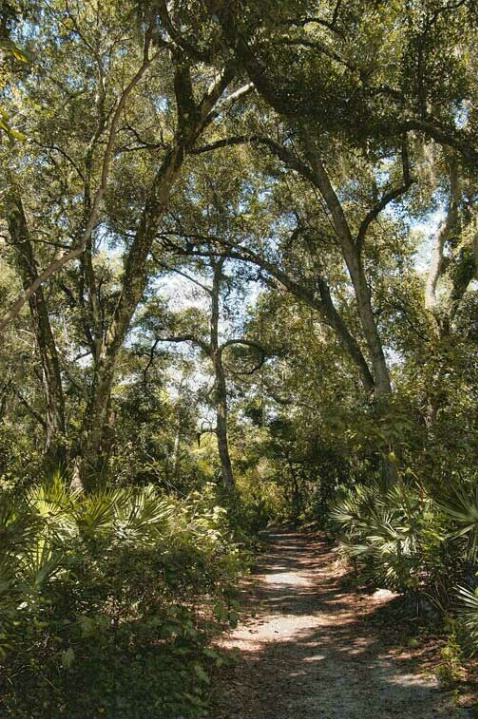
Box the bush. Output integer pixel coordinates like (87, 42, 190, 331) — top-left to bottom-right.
(330, 479, 477, 608)
(456, 585, 478, 655)
(0, 477, 244, 718)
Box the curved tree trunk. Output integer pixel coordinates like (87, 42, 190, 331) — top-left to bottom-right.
(77, 142, 189, 491)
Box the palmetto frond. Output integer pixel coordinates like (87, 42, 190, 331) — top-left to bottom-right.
(114, 486, 176, 545)
(72, 486, 177, 546)
(0, 491, 39, 557)
(16, 535, 64, 593)
(331, 481, 441, 591)
(436, 479, 478, 560)
(74, 489, 122, 540)
(457, 585, 478, 654)
(29, 472, 79, 541)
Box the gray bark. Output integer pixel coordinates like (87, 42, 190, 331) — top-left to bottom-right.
(170, 236, 376, 396)
(6, 193, 66, 467)
(289, 134, 393, 399)
(77, 63, 235, 490)
(211, 259, 235, 490)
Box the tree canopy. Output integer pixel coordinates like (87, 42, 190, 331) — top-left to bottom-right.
(2, 1, 478, 715)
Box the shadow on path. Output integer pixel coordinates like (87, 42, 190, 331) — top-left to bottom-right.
(212, 529, 468, 719)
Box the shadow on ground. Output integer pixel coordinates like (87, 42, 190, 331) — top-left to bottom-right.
(212, 529, 471, 719)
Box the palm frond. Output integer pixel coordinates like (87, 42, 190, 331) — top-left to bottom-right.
(436, 480, 478, 559)
(456, 585, 478, 654)
(17, 535, 63, 592)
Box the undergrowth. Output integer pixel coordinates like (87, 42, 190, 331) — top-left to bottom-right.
(0, 477, 254, 718)
(330, 476, 478, 661)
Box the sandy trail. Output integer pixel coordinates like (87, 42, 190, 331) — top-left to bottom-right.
(212, 528, 469, 719)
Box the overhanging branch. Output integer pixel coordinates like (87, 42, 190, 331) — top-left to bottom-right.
(220, 338, 266, 375)
(356, 139, 413, 253)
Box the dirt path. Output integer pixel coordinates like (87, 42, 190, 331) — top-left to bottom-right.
(212, 528, 470, 719)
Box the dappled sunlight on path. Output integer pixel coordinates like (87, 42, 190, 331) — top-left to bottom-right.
(212, 529, 467, 719)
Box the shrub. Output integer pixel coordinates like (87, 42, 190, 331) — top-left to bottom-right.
(331, 476, 478, 658)
(332, 483, 439, 593)
(0, 477, 244, 718)
(330, 480, 470, 605)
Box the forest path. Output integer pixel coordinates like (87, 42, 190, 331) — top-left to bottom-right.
(211, 528, 468, 719)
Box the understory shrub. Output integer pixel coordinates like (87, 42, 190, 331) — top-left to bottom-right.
(330, 477, 478, 649)
(0, 477, 244, 718)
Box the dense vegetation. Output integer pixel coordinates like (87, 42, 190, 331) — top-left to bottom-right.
(1, 477, 244, 717)
(2, 0, 478, 715)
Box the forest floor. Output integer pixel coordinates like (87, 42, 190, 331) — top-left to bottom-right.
(210, 528, 477, 719)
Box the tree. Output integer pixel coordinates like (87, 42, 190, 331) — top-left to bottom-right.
(196, 0, 478, 484)
(0, 0, 30, 141)
(139, 247, 264, 490)
(2, 0, 478, 498)
(205, 0, 478, 162)
(0, 0, 251, 488)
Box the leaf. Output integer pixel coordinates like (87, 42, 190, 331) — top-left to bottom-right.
(228, 609, 239, 628)
(61, 647, 75, 669)
(0, 39, 30, 63)
(192, 662, 210, 684)
(76, 615, 96, 638)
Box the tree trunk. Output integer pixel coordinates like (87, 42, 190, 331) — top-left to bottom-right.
(76, 141, 188, 489)
(215, 371, 235, 491)
(78, 357, 117, 491)
(211, 259, 235, 490)
(303, 141, 393, 399)
(75, 61, 234, 490)
(6, 193, 66, 469)
(222, 242, 376, 395)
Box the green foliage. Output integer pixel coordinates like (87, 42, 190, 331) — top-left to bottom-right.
(331, 479, 475, 603)
(436, 478, 478, 559)
(0, 477, 244, 718)
(2, 0, 478, 694)
(456, 585, 478, 656)
(332, 476, 478, 656)
(436, 631, 464, 685)
(332, 482, 445, 594)
(216, 478, 280, 547)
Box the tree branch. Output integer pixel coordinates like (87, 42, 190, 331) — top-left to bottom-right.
(156, 229, 375, 393)
(191, 134, 253, 155)
(220, 338, 266, 375)
(425, 158, 460, 317)
(0, 23, 157, 335)
(11, 384, 47, 429)
(356, 140, 413, 253)
(151, 253, 213, 296)
(156, 334, 210, 355)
